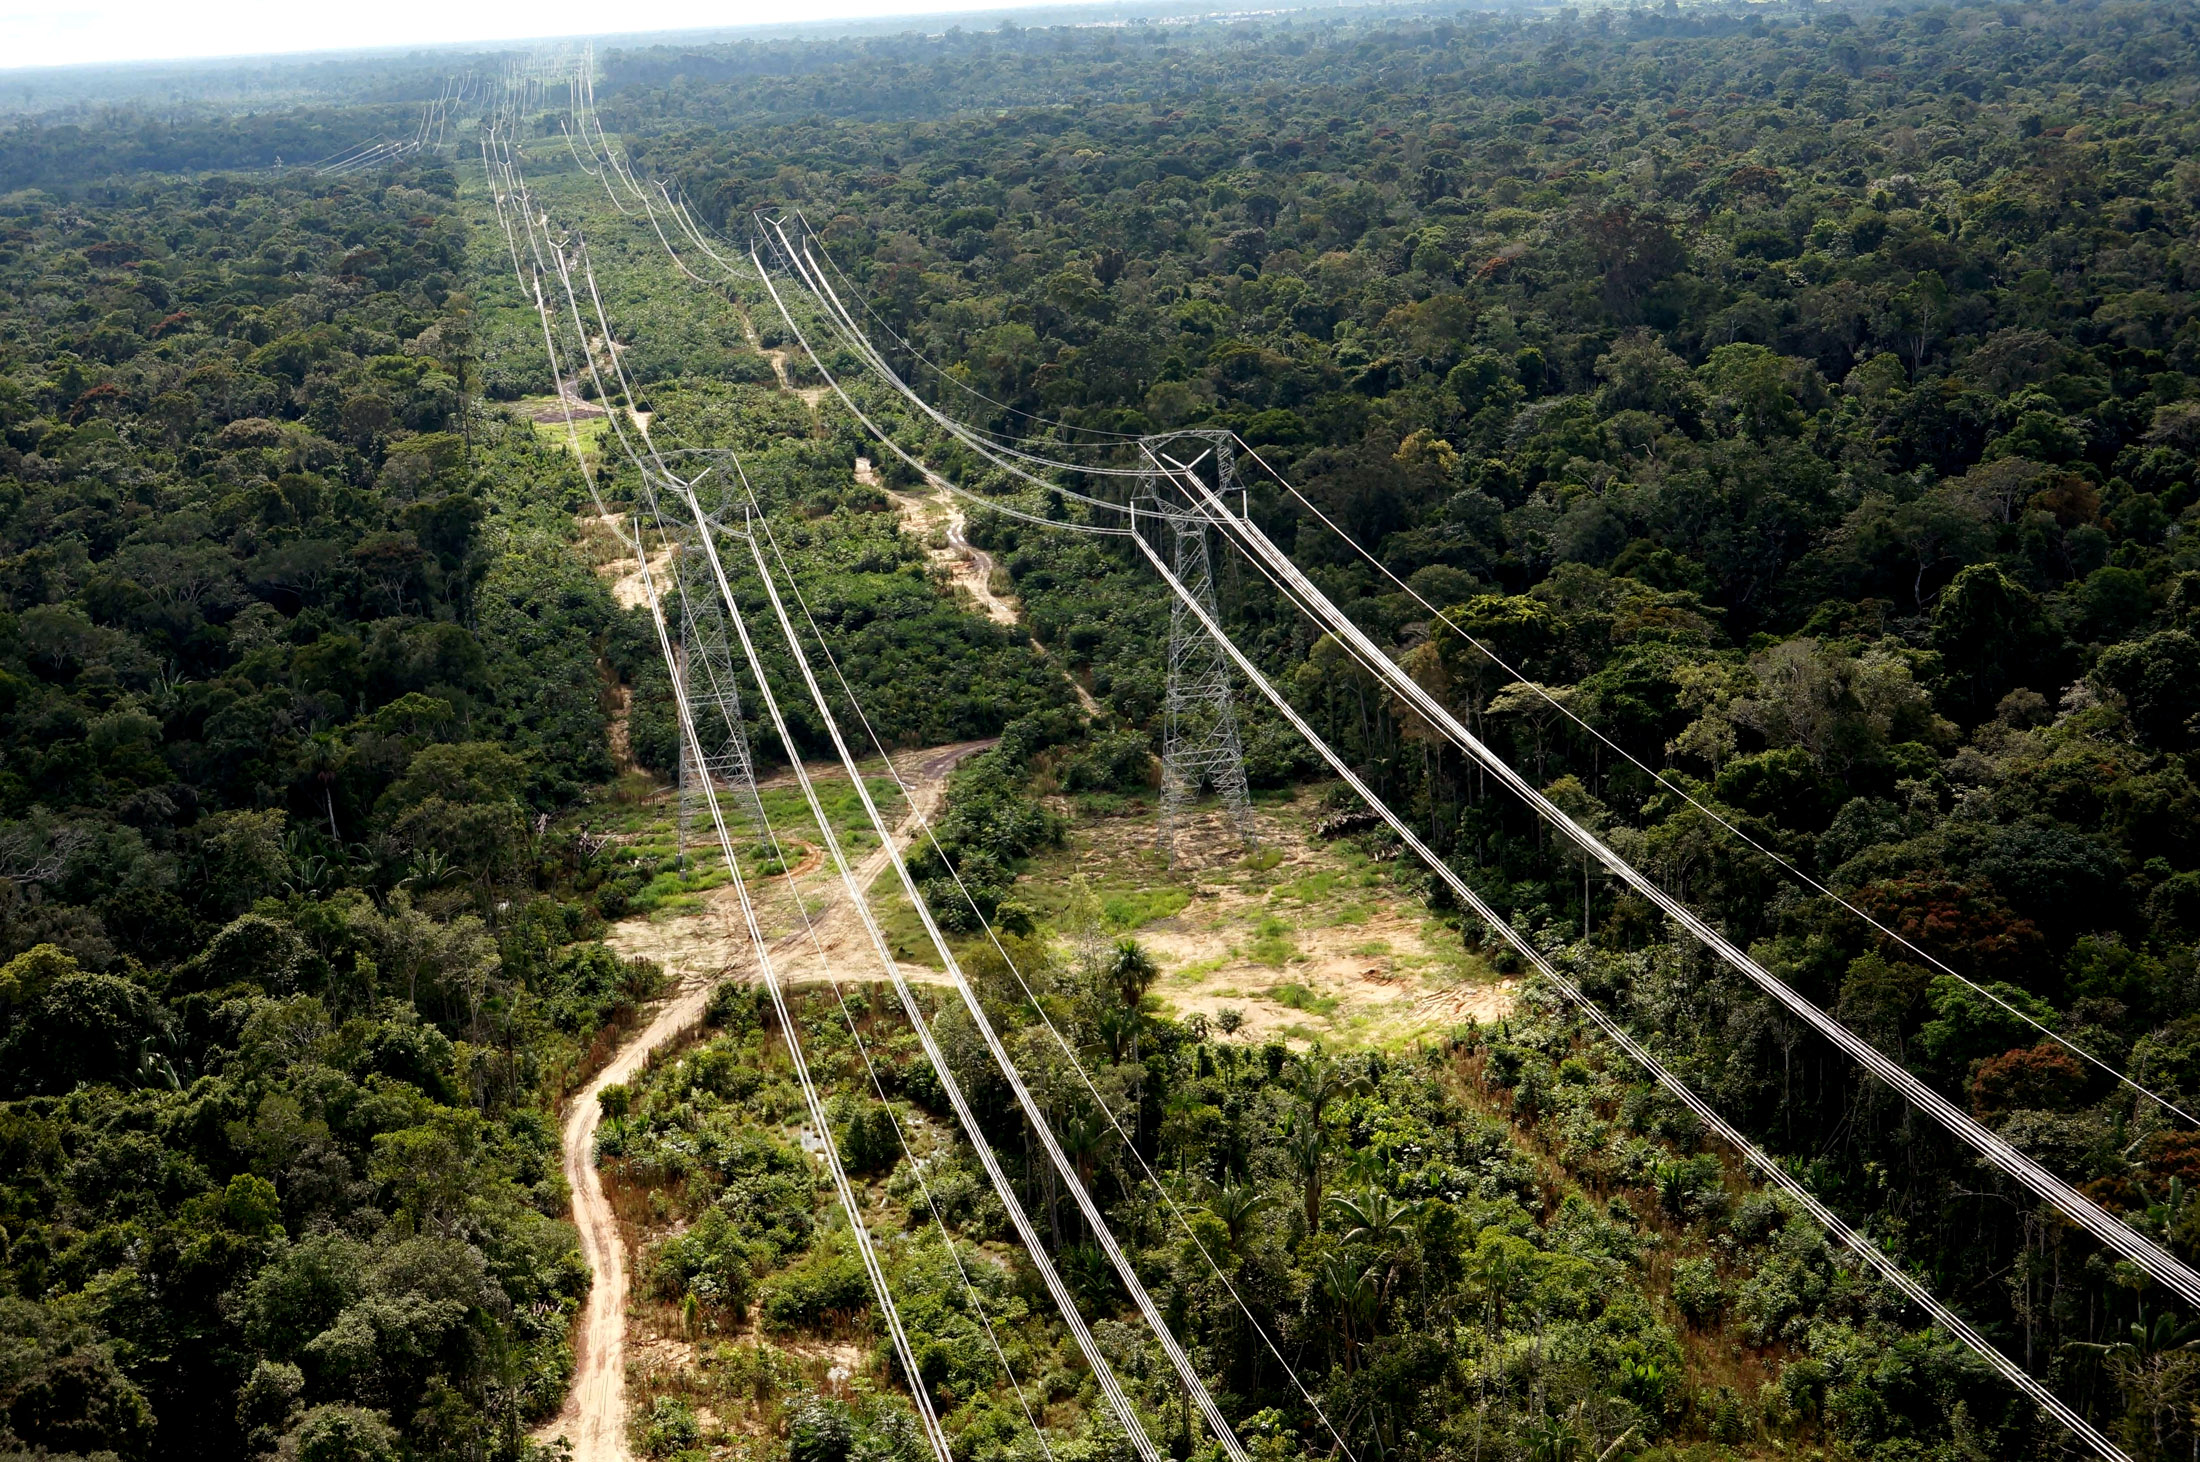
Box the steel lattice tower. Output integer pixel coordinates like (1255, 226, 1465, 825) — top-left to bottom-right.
(1141, 432, 1255, 863)
(672, 511, 767, 866)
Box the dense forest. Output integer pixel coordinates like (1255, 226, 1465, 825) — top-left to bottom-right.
(8, 2, 2200, 1461)
(0, 161, 647, 1457)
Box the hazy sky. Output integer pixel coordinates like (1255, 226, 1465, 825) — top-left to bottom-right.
(0, 0, 1055, 70)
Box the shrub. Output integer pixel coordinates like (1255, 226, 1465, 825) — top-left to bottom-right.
(788, 1396, 854, 1462)
(758, 1246, 872, 1332)
(639, 1396, 700, 1458)
(1670, 1257, 1727, 1325)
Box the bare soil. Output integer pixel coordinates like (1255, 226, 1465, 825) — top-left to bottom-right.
(533, 965, 720, 1462)
(601, 741, 993, 989)
(884, 470, 1018, 628)
(1031, 790, 1517, 1049)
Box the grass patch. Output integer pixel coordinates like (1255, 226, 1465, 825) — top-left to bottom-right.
(1264, 982, 1340, 1016)
(1274, 870, 1343, 904)
(1168, 956, 1229, 984)
(755, 776, 903, 856)
(1101, 886, 1192, 930)
(1240, 848, 1284, 873)
(870, 871, 946, 968)
(1328, 903, 1372, 927)
(1348, 940, 1394, 957)
(1248, 915, 1298, 967)
(629, 861, 734, 916)
(526, 409, 611, 457)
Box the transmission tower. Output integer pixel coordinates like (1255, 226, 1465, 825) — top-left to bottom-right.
(672, 505, 768, 866)
(1141, 432, 1255, 863)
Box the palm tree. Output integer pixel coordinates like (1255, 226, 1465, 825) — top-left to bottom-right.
(1328, 1188, 1422, 1250)
(1467, 1233, 1530, 1334)
(1312, 1255, 1382, 1369)
(300, 734, 343, 840)
(1289, 1054, 1369, 1125)
(2068, 1305, 2200, 1456)
(1284, 1114, 1326, 1232)
(1327, 1189, 1425, 1301)
(1108, 937, 1160, 1010)
(1205, 1181, 1275, 1257)
(1523, 1409, 1580, 1462)
(1058, 1104, 1110, 1199)
(1091, 1005, 1139, 1064)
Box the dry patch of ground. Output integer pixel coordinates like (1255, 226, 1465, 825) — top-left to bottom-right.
(596, 742, 992, 991)
(882, 464, 1019, 629)
(1028, 787, 1515, 1048)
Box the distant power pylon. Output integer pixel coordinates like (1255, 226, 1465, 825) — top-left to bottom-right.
(1141, 431, 1255, 863)
(672, 503, 767, 866)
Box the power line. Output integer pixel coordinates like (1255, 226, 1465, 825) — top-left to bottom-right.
(776, 194, 2198, 1131)
(1221, 437, 2200, 1130)
(738, 507, 1253, 1462)
(499, 121, 957, 1462)
(1148, 449, 2200, 1309)
(513, 109, 2154, 1456)
(670, 465, 1169, 1462)
(1126, 497, 2129, 1462)
(759, 507, 1374, 1462)
(509, 125, 1164, 1460)
(760, 201, 2200, 1300)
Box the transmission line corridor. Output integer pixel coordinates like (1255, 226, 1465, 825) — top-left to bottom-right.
(481, 63, 2181, 1462)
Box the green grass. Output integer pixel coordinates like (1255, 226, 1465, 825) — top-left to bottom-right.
(1101, 887, 1192, 930)
(870, 871, 946, 968)
(1168, 956, 1229, 984)
(1239, 848, 1284, 873)
(525, 409, 610, 456)
(628, 861, 736, 916)
(1265, 982, 1340, 1016)
(755, 777, 902, 857)
(1273, 870, 1344, 903)
(1248, 915, 1299, 967)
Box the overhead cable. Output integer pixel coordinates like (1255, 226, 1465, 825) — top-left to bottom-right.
(737, 508, 1253, 1462)
(508, 128, 1151, 1461)
(669, 472, 1166, 1462)
(1148, 451, 2200, 1309)
(1125, 493, 2129, 1462)
(1221, 438, 2200, 1128)
(755, 504, 1369, 1462)
(506, 131, 951, 1462)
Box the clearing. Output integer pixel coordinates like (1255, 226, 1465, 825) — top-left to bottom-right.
(590, 742, 993, 988)
(1020, 788, 1515, 1048)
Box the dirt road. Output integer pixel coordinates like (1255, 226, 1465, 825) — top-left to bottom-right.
(771, 739, 990, 984)
(873, 460, 1102, 716)
(540, 739, 990, 1462)
(538, 973, 715, 1462)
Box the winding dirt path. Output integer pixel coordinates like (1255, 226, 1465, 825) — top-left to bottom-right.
(538, 739, 991, 1462)
(873, 458, 1102, 716)
(540, 974, 715, 1462)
